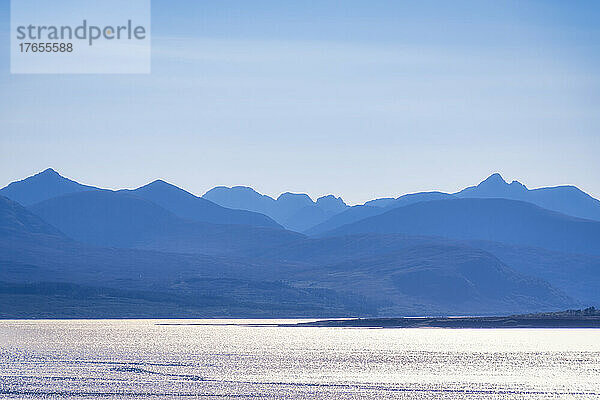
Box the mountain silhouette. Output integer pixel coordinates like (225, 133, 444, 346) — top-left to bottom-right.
(1, 195, 575, 316)
(202, 186, 277, 216)
(363, 197, 396, 208)
(0, 195, 370, 317)
(203, 186, 349, 231)
(29, 190, 302, 255)
(0, 195, 65, 239)
(323, 198, 600, 256)
(456, 173, 600, 221)
(123, 179, 282, 228)
(2, 169, 600, 317)
(309, 174, 600, 234)
(243, 233, 574, 315)
(0, 169, 282, 229)
(0, 168, 97, 206)
(316, 195, 347, 214)
(304, 205, 384, 235)
(280, 195, 348, 232)
(307, 191, 453, 235)
(464, 240, 600, 307)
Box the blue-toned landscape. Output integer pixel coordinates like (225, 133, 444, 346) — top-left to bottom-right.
(2, 168, 599, 318)
(2, 1, 600, 398)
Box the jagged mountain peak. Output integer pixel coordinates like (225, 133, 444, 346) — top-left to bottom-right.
(481, 172, 507, 185)
(475, 173, 528, 191)
(317, 194, 344, 203)
(316, 195, 348, 214)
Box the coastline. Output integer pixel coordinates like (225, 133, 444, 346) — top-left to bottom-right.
(287, 313, 600, 329)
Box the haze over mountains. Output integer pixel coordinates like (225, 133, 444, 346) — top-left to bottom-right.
(1, 168, 97, 206)
(323, 198, 600, 256)
(124, 180, 281, 228)
(456, 173, 600, 221)
(3, 169, 282, 229)
(305, 174, 600, 235)
(204, 186, 348, 231)
(29, 191, 301, 255)
(0, 196, 366, 317)
(1, 168, 599, 318)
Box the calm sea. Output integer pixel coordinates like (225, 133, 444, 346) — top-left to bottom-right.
(1, 319, 599, 399)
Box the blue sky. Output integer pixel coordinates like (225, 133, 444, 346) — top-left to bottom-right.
(0, 0, 599, 204)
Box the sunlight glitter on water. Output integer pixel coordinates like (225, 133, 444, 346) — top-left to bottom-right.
(1, 320, 600, 399)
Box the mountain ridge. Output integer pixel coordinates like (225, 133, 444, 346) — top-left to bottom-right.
(1, 196, 577, 317)
(1, 168, 599, 317)
(0, 168, 98, 206)
(1, 169, 283, 230)
(455, 173, 600, 221)
(203, 186, 349, 231)
(4, 170, 600, 233)
(28, 190, 303, 255)
(306, 173, 600, 234)
(322, 198, 600, 256)
(122, 179, 282, 229)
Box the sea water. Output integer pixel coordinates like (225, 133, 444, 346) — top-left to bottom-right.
(1, 319, 599, 399)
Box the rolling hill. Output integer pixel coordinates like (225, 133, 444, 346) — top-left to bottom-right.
(310, 173, 600, 235)
(306, 192, 453, 235)
(323, 198, 600, 256)
(3, 168, 600, 317)
(242, 233, 575, 315)
(1, 194, 578, 316)
(0, 195, 372, 318)
(28, 190, 303, 255)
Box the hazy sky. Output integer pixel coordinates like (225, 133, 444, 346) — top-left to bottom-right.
(1, 0, 599, 204)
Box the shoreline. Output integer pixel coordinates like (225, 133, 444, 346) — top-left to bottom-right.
(286, 315, 600, 329)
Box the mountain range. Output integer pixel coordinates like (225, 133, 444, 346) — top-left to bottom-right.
(1, 168, 599, 318)
(322, 198, 600, 256)
(29, 190, 301, 255)
(456, 173, 600, 222)
(305, 173, 600, 235)
(203, 186, 348, 231)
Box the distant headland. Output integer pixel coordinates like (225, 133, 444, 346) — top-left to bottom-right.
(289, 308, 600, 329)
